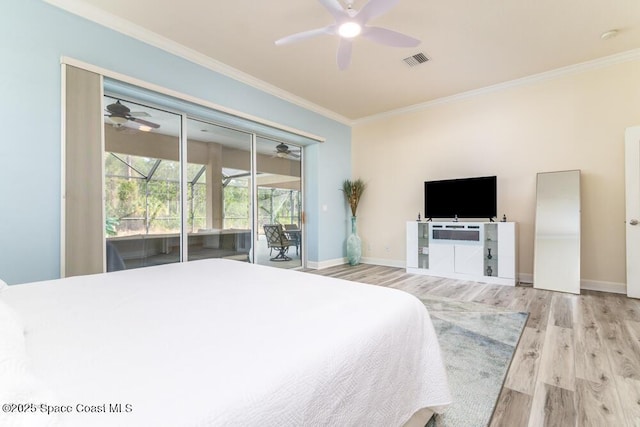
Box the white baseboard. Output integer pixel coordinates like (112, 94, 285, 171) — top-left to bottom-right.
(307, 257, 405, 270)
(308, 260, 629, 295)
(580, 279, 627, 295)
(307, 257, 348, 270)
(519, 273, 533, 284)
(517, 273, 626, 295)
(308, 257, 404, 270)
(360, 257, 405, 268)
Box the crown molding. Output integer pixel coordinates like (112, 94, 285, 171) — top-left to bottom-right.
(43, 0, 352, 126)
(354, 48, 640, 125)
(41, 1, 640, 127)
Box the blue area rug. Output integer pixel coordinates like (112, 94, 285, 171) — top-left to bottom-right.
(423, 295, 528, 427)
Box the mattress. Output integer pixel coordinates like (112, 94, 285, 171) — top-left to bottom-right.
(1, 259, 450, 426)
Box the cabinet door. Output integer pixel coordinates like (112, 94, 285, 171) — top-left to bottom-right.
(454, 244, 484, 276)
(406, 222, 419, 268)
(497, 223, 516, 279)
(429, 244, 455, 272)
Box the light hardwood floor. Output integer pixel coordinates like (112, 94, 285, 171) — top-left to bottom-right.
(303, 264, 640, 427)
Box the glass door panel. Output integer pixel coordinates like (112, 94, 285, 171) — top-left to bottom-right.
(186, 119, 252, 262)
(103, 95, 182, 270)
(255, 137, 302, 268)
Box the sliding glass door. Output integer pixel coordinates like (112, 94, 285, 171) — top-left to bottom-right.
(63, 68, 317, 276)
(103, 95, 182, 270)
(186, 118, 252, 262)
(255, 137, 303, 268)
(68, 86, 308, 273)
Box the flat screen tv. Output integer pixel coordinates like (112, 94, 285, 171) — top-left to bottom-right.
(425, 176, 497, 220)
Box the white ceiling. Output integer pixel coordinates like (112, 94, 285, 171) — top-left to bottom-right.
(56, 0, 640, 120)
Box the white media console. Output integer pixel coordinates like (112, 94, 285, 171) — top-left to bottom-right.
(406, 221, 517, 286)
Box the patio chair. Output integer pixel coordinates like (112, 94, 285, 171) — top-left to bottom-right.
(283, 224, 300, 256)
(263, 224, 297, 261)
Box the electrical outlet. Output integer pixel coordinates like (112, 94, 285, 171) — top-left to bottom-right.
(384, 245, 390, 252)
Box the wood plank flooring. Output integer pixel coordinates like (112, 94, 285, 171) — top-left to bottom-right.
(303, 264, 640, 427)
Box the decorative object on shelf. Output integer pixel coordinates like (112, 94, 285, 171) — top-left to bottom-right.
(417, 212, 421, 222)
(342, 179, 367, 266)
(502, 214, 507, 222)
(486, 265, 493, 276)
(487, 248, 493, 260)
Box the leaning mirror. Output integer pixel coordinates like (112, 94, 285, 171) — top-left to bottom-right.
(533, 170, 581, 294)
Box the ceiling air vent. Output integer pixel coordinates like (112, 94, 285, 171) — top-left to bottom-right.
(403, 52, 429, 67)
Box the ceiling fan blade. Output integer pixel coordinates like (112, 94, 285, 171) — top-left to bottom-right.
(128, 111, 151, 118)
(356, 0, 400, 23)
(361, 26, 420, 47)
(317, 0, 347, 21)
(337, 38, 353, 70)
(275, 26, 335, 46)
(129, 117, 160, 129)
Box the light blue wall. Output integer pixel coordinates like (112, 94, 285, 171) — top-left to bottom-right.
(0, 0, 351, 284)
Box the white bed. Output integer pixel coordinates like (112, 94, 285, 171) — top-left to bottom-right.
(0, 259, 450, 426)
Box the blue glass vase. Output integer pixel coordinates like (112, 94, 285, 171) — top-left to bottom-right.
(346, 216, 362, 266)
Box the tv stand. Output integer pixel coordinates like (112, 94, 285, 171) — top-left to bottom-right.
(406, 221, 517, 286)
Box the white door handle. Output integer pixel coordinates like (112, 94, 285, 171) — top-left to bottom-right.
(631, 219, 639, 226)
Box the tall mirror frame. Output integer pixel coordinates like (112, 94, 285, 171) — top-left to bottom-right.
(533, 170, 581, 294)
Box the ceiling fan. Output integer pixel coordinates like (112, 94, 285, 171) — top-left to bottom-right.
(275, 0, 420, 70)
(105, 100, 160, 130)
(274, 143, 301, 159)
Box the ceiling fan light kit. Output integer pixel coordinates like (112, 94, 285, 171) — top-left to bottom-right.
(109, 115, 128, 125)
(275, 0, 420, 70)
(338, 22, 362, 38)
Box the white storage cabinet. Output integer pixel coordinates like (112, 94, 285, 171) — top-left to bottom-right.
(406, 221, 516, 286)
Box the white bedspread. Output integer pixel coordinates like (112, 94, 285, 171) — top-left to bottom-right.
(1, 259, 450, 426)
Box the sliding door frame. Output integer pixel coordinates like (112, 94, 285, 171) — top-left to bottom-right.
(62, 57, 318, 272)
(251, 133, 258, 264)
(60, 64, 107, 277)
(180, 113, 189, 263)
